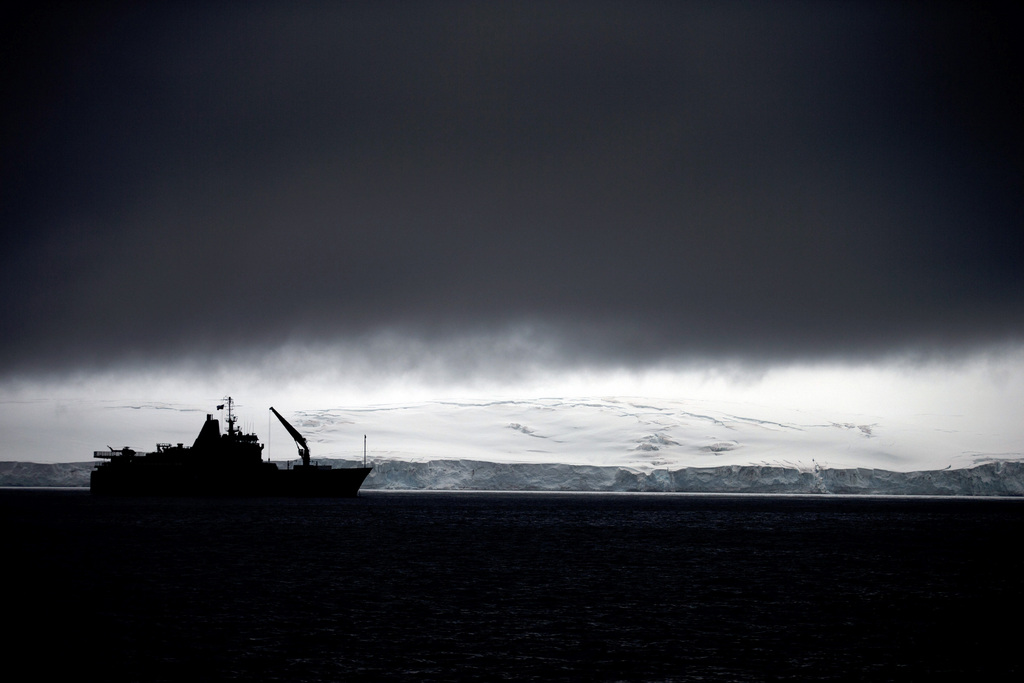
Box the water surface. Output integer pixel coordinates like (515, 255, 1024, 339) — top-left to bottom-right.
(5, 490, 1022, 681)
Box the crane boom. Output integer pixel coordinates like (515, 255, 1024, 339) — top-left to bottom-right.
(270, 406, 310, 467)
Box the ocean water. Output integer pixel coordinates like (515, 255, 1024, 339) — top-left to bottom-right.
(5, 489, 1022, 681)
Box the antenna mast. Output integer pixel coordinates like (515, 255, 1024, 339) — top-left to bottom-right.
(219, 396, 237, 435)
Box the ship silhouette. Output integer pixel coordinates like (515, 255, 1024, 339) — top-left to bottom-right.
(91, 397, 371, 496)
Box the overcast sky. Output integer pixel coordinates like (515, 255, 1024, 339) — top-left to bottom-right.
(2, 2, 1021, 401)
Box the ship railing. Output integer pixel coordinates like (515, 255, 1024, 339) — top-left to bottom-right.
(93, 449, 137, 459)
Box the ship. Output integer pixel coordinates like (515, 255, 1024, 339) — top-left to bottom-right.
(90, 397, 372, 497)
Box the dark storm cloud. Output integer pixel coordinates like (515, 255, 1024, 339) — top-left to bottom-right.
(2, 2, 1021, 378)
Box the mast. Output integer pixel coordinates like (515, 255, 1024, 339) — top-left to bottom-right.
(221, 396, 237, 436)
(269, 406, 310, 467)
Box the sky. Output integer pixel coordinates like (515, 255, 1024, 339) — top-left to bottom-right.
(1, 2, 1022, 463)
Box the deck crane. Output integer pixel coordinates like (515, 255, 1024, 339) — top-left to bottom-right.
(269, 407, 312, 468)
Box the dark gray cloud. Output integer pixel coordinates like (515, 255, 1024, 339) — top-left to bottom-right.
(2, 2, 1021, 379)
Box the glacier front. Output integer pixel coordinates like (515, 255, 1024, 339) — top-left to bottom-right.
(3, 459, 1023, 496)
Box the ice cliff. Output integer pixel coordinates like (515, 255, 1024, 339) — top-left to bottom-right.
(0, 461, 97, 488)
(354, 459, 1024, 496)
(6, 459, 1022, 496)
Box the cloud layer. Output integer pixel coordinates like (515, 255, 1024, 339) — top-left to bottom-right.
(3, 3, 1021, 380)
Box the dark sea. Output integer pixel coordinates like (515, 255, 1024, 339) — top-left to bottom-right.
(4, 489, 1022, 681)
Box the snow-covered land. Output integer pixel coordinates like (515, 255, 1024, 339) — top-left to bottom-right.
(2, 396, 1021, 494)
(282, 396, 1020, 474)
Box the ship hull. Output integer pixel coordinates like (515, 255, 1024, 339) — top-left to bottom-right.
(91, 464, 372, 497)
